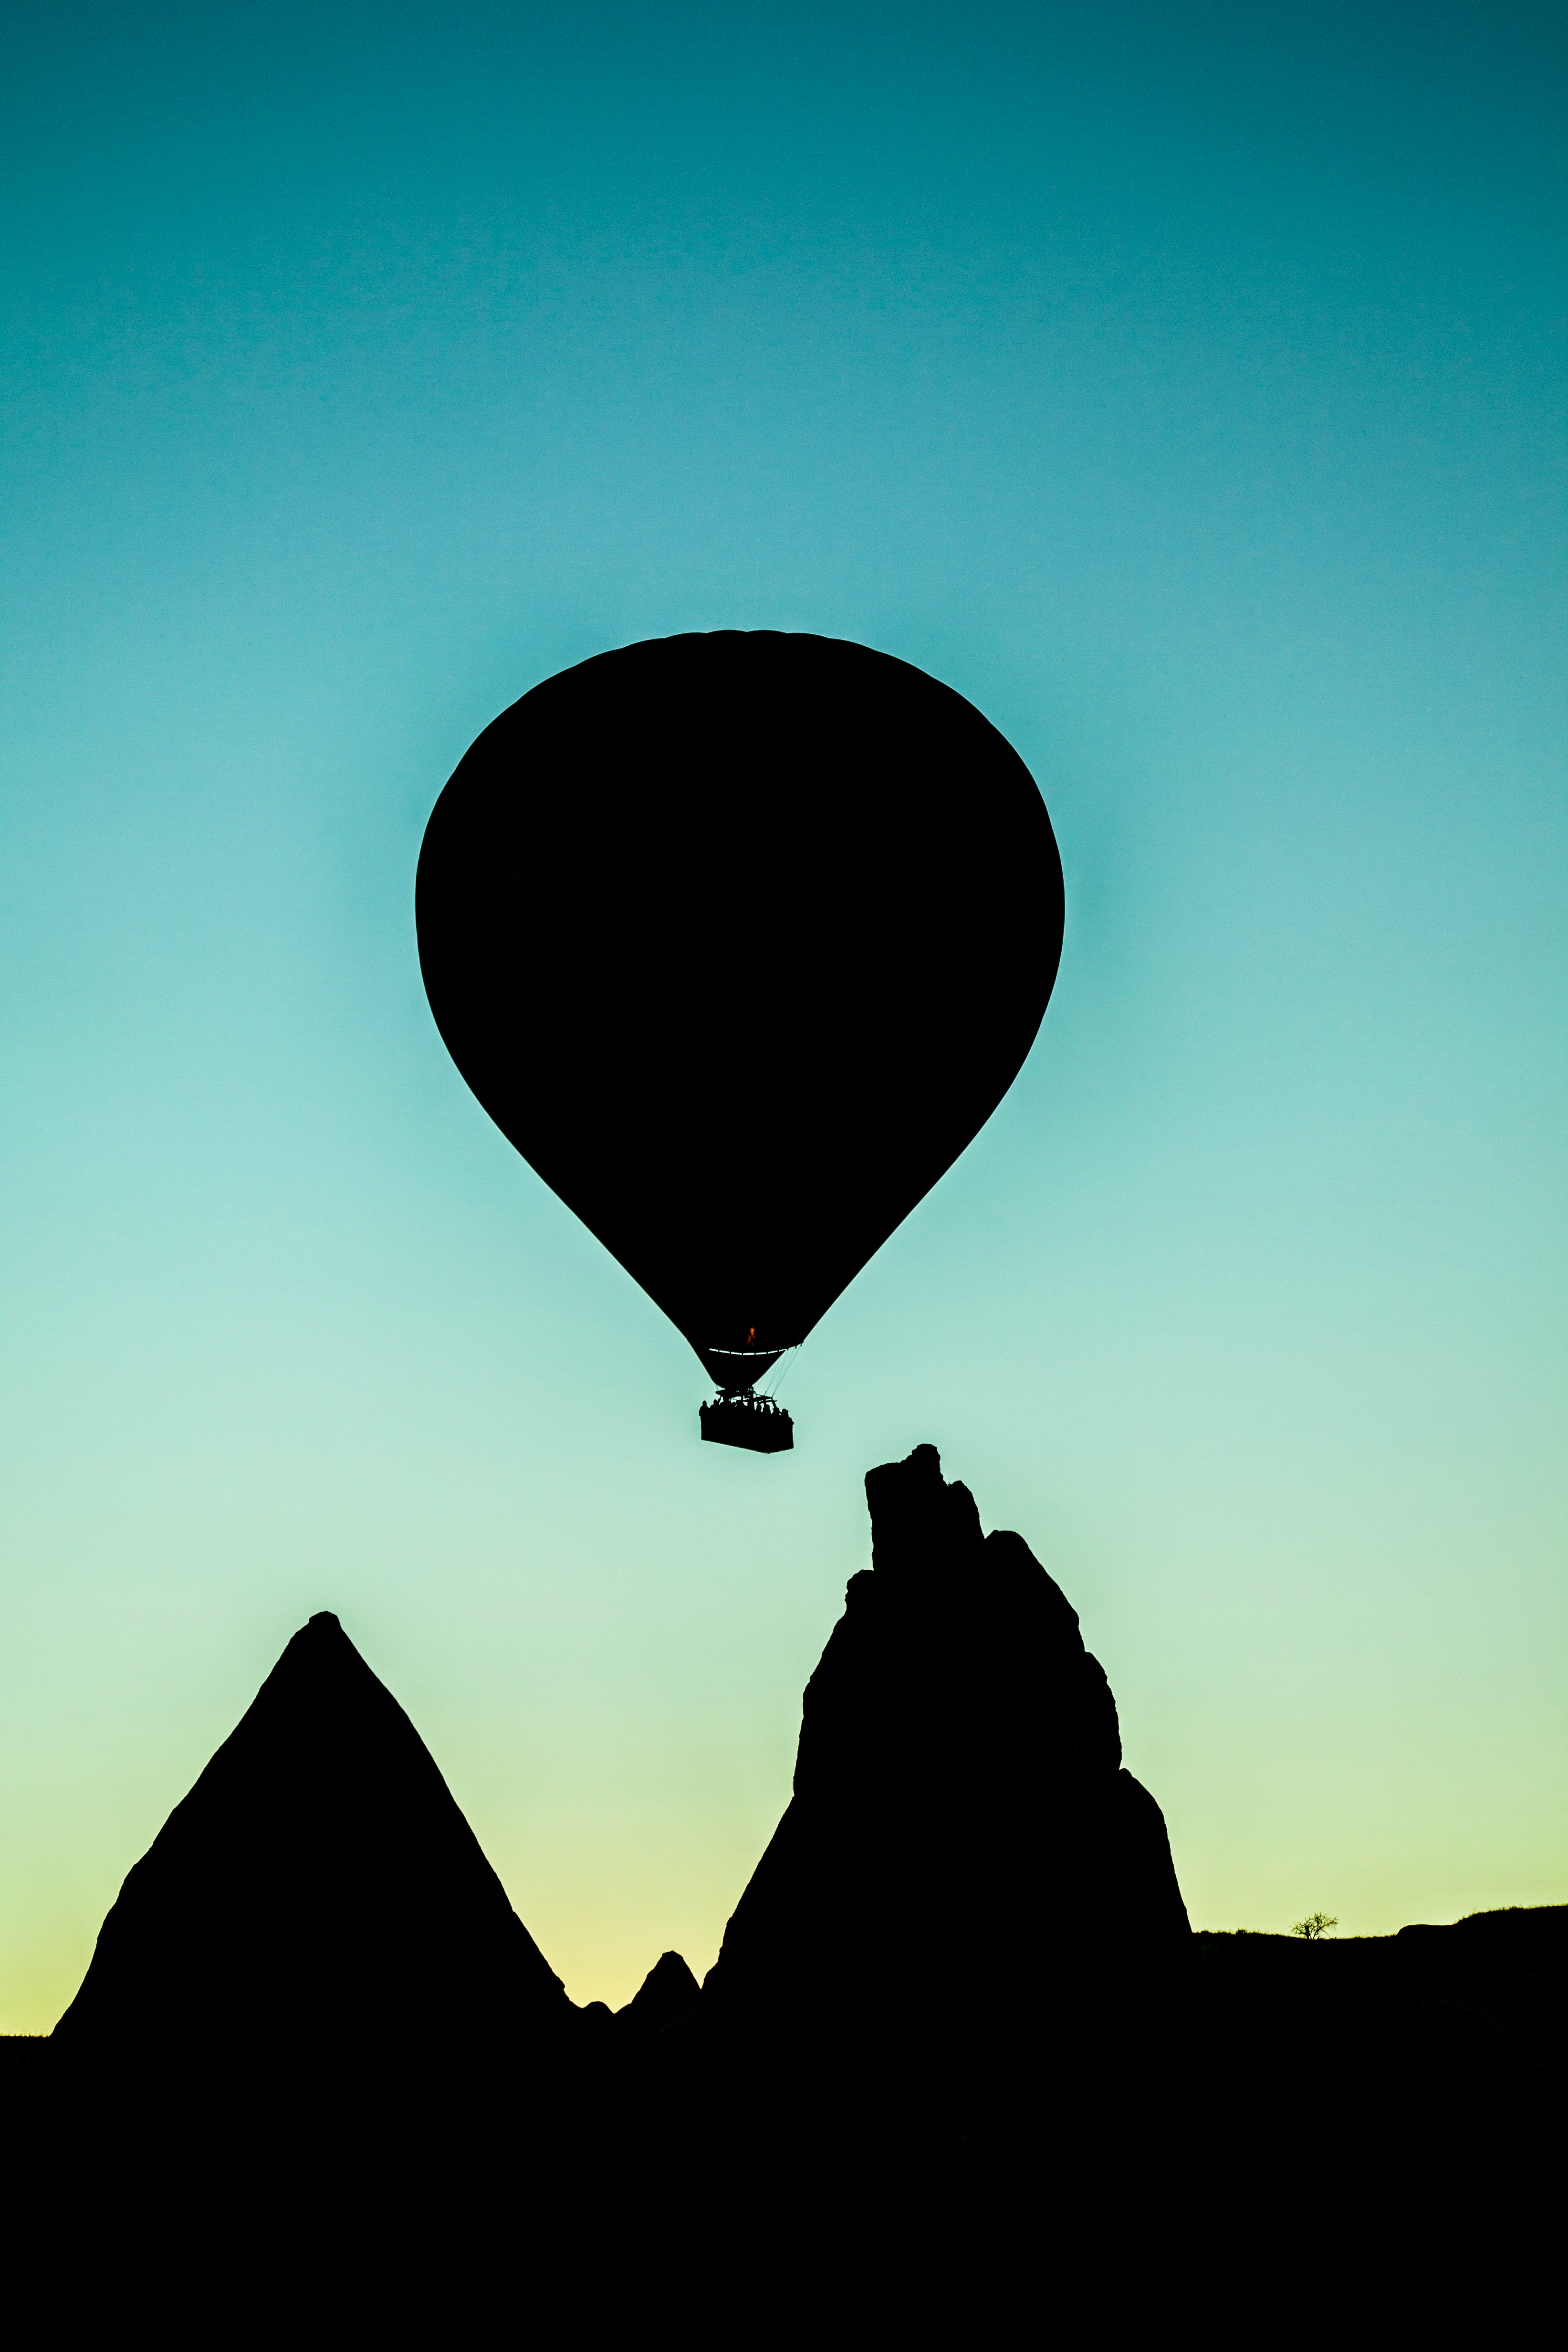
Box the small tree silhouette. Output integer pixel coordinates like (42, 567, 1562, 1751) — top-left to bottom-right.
(1290, 1912, 1338, 1940)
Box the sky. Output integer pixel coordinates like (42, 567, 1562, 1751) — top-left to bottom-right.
(1, 2, 1563, 2028)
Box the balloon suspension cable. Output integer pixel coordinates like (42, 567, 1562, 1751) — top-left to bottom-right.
(759, 1344, 803, 1401)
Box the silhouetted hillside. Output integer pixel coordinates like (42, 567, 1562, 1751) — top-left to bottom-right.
(4, 1447, 1557, 2329)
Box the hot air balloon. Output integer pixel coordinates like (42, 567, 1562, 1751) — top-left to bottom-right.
(416, 631, 1064, 1452)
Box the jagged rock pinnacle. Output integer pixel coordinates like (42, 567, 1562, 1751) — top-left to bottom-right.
(705, 1442, 1189, 2032)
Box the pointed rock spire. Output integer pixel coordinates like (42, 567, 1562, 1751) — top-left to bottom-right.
(54, 1611, 568, 2057)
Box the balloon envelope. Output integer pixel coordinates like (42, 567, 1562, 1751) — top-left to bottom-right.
(416, 631, 1064, 1389)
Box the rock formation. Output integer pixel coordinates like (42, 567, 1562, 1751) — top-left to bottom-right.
(8, 1453, 1558, 2331)
(616, 1949, 701, 2039)
(53, 1609, 570, 2064)
(704, 1442, 1189, 2046)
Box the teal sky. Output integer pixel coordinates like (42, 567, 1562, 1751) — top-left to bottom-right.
(2, 3, 1563, 2027)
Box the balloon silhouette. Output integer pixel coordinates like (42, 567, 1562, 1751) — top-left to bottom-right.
(416, 631, 1064, 1448)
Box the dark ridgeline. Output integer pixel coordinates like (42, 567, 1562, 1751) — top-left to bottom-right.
(8, 1448, 1558, 2330)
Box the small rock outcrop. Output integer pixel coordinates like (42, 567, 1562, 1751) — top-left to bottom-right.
(617, 1951, 702, 2038)
(53, 1610, 569, 2062)
(704, 1443, 1189, 2038)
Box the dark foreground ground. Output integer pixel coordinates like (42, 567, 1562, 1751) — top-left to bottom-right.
(2, 1449, 1558, 2334)
(5, 1911, 1556, 2337)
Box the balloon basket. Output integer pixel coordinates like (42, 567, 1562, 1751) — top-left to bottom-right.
(700, 1393, 794, 1454)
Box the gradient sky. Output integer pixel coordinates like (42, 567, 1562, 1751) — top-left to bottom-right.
(2, 2, 1563, 2028)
